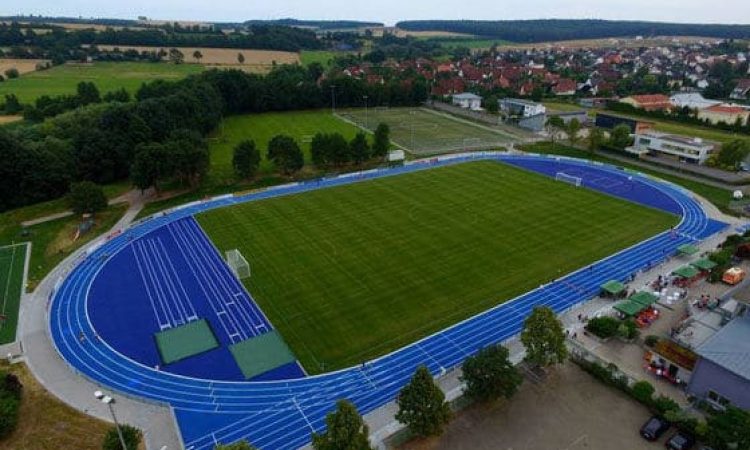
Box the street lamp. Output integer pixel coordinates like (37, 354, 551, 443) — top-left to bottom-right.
(95, 390, 128, 450)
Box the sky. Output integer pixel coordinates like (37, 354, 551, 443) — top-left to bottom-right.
(2, 0, 750, 26)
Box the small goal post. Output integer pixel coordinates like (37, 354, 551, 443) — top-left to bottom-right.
(226, 249, 251, 280)
(555, 172, 583, 187)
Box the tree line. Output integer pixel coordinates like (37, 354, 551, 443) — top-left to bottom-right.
(395, 19, 750, 43)
(0, 65, 428, 212)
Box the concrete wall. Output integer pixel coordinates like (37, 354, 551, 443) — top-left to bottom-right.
(687, 358, 750, 410)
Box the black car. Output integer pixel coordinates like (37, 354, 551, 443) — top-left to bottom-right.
(665, 432, 696, 450)
(640, 415, 670, 441)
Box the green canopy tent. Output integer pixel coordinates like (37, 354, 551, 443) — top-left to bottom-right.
(600, 280, 626, 297)
(676, 244, 699, 256)
(613, 300, 647, 317)
(629, 291, 659, 307)
(672, 266, 700, 279)
(691, 258, 718, 272)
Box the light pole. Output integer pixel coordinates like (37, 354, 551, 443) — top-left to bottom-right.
(363, 94, 369, 129)
(95, 390, 128, 450)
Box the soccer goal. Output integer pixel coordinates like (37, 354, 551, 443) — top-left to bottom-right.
(555, 172, 583, 187)
(226, 249, 251, 280)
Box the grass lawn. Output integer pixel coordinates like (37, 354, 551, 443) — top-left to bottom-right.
(299, 50, 342, 67)
(207, 110, 366, 184)
(337, 107, 519, 155)
(522, 142, 735, 214)
(543, 101, 587, 112)
(0, 243, 26, 344)
(0, 361, 110, 449)
(0, 61, 204, 104)
(197, 161, 676, 373)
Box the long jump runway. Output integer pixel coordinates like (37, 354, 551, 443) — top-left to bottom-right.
(48, 153, 727, 449)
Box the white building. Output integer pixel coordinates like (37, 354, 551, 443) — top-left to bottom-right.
(669, 92, 722, 110)
(626, 131, 717, 165)
(451, 93, 482, 111)
(499, 98, 546, 118)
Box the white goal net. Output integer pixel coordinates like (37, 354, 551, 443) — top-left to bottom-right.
(555, 172, 583, 187)
(226, 249, 251, 280)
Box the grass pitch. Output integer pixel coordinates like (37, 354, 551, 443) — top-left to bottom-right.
(0, 243, 27, 344)
(197, 161, 677, 373)
(0, 62, 203, 104)
(337, 107, 521, 155)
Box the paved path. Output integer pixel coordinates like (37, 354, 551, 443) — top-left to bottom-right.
(17, 190, 181, 450)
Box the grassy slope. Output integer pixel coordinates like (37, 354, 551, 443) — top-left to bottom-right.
(197, 161, 676, 373)
(0, 361, 110, 449)
(523, 142, 733, 213)
(0, 244, 26, 344)
(207, 110, 367, 184)
(0, 61, 203, 103)
(299, 51, 341, 67)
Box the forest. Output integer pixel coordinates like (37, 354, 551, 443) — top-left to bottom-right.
(396, 19, 750, 42)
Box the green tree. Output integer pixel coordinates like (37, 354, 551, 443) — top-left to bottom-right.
(169, 48, 184, 64)
(168, 129, 210, 188)
(76, 81, 101, 105)
(103, 88, 131, 103)
(232, 140, 261, 179)
(587, 126, 605, 153)
(546, 116, 565, 147)
(193, 50, 203, 63)
(461, 344, 522, 402)
(237, 53, 245, 64)
(372, 123, 390, 158)
(396, 365, 452, 437)
(716, 139, 750, 170)
(566, 118, 582, 146)
(484, 95, 499, 114)
(4, 68, 19, 79)
(350, 132, 370, 165)
(214, 440, 259, 450)
(68, 181, 107, 215)
(268, 135, 304, 175)
(706, 406, 750, 450)
(609, 124, 632, 150)
(3, 94, 21, 114)
(0, 372, 22, 438)
(520, 306, 567, 367)
(102, 424, 141, 450)
(311, 399, 373, 450)
(131, 143, 170, 193)
(630, 380, 655, 405)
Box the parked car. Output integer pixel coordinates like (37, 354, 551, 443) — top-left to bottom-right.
(665, 432, 696, 449)
(640, 415, 670, 441)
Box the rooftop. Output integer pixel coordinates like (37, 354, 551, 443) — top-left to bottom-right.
(501, 98, 542, 107)
(637, 131, 717, 148)
(705, 105, 748, 114)
(696, 314, 750, 380)
(452, 92, 482, 100)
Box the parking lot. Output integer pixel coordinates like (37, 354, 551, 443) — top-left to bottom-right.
(399, 362, 668, 450)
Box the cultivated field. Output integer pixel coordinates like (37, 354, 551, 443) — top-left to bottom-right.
(197, 161, 676, 372)
(0, 243, 26, 344)
(0, 58, 50, 76)
(95, 45, 300, 71)
(337, 107, 518, 154)
(0, 61, 203, 103)
(207, 110, 366, 183)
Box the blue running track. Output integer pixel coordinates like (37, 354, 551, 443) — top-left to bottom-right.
(48, 153, 727, 449)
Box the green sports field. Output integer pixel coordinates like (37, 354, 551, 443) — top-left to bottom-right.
(337, 107, 522, 155)
(197, 161, 677, 373)
(0, 243, 27, 344)
(0, 62, 203, 104)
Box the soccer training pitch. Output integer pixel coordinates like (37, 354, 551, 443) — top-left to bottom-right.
(0, 243, 27, 344)
(197, 161, 677, 373)
(336, 107, 520, 155)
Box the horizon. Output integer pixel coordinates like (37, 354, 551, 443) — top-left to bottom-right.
(2, 0, 750, 27)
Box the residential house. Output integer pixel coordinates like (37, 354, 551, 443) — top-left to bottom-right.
(499, 98, 546, 118)
(730, 79, 750, 100)
(552, 78, 577, 96)
(698, 105, 750, 126)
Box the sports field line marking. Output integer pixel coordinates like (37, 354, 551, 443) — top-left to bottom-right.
(420, 107, 520, 140)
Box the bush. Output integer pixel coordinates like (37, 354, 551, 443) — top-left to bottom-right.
(585, 316, 621, 339)
(631, 380, 656, 405)
(69, 181, 108, 215)
(617, 319, 639, 340)
(653, 395, 680, 416)
(0, 372, 22, 439)
(102, 424, 141, 450)
(4, 68, 19, 79)
(644, 335, 660, 347)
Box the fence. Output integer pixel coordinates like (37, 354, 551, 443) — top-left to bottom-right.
(427, 100, 504, 126)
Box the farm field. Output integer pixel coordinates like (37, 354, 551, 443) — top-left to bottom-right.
(299, 50, 341, 67)
(0, 243, 27, 344)
(0, 61, 203, 103)
(95, 45, 300, 71)
(431, 38, 514, 49)
(197, 160, 677, 373)
(337, 107, 520, 154)
(0, 58, 50, 76)
(207, 110, 367, 183)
